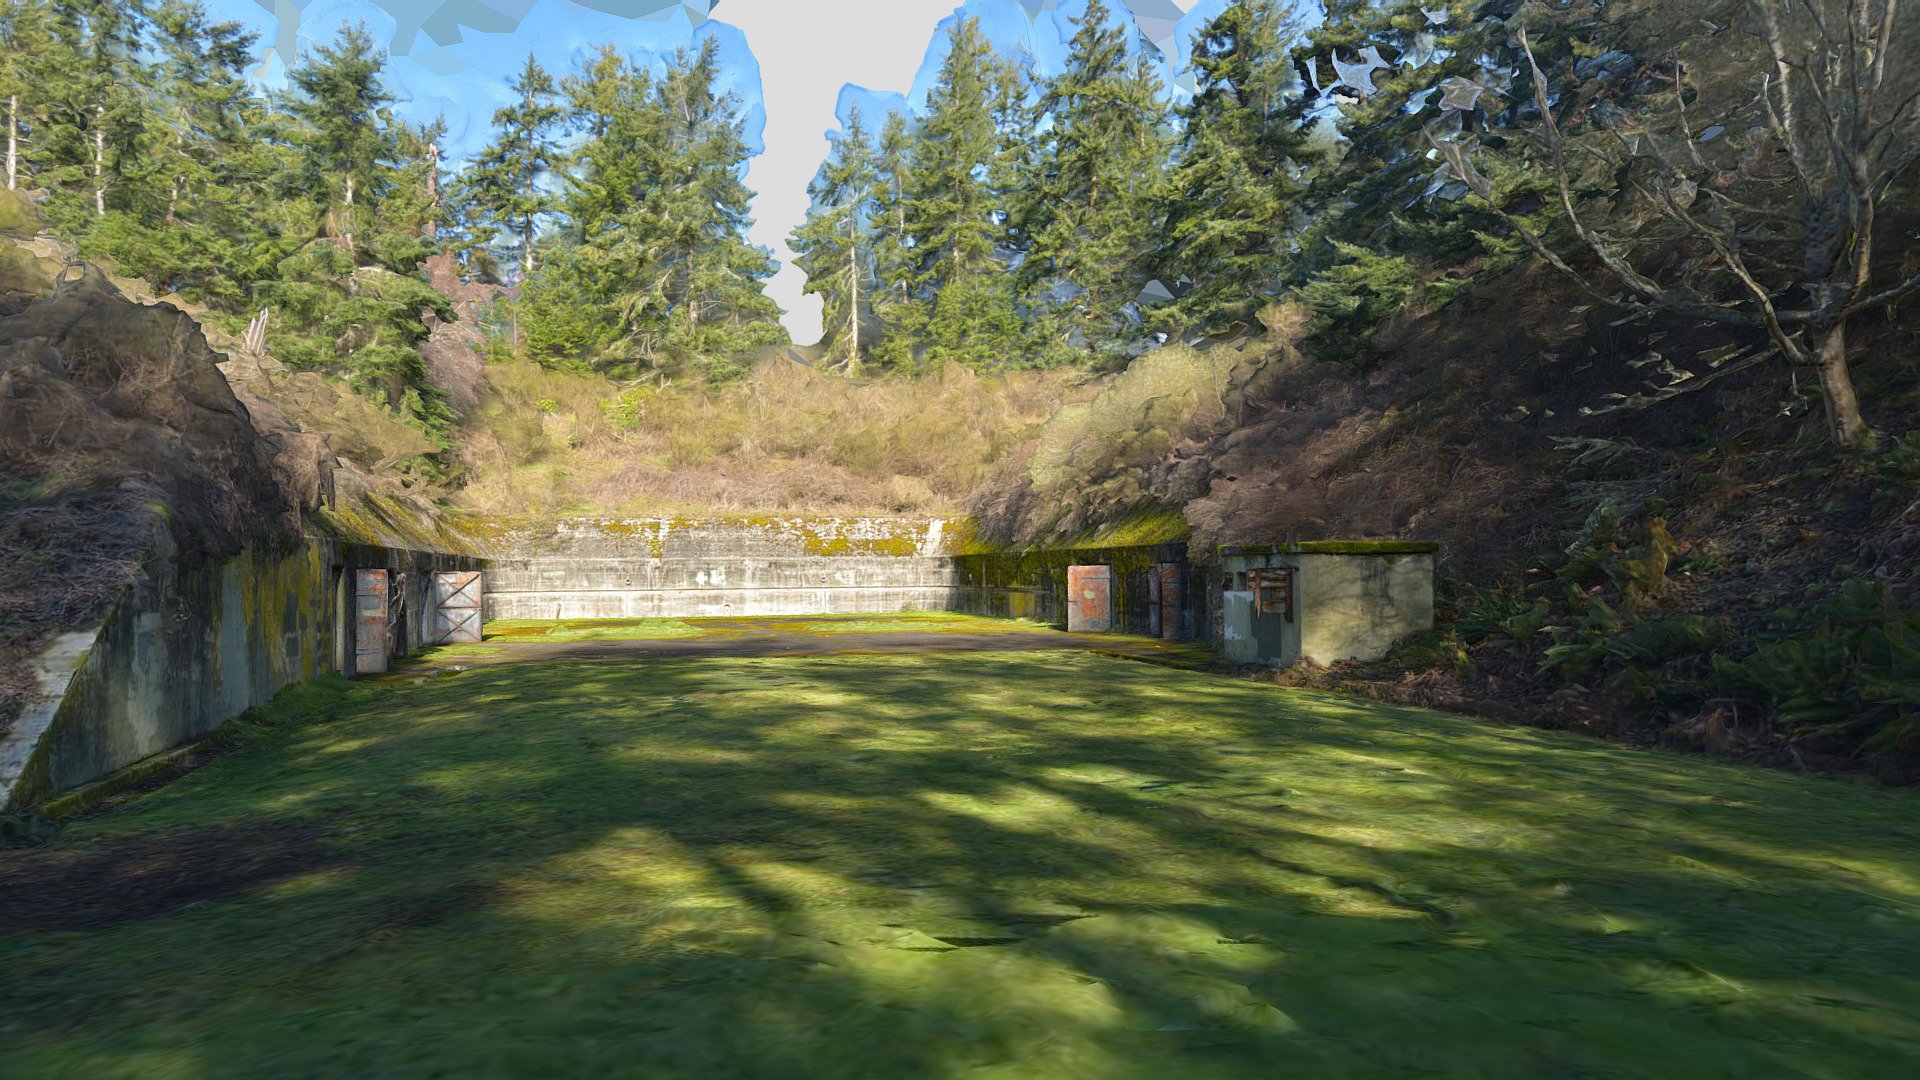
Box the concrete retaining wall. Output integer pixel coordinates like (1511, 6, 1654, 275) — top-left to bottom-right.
(950, 542, 1203, 637)
(2, 536, 481, 809)
(1218, 544, 1436, 667)
(484, 518, 959, 620)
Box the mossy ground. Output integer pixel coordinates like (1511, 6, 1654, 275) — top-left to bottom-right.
(4, 653, 1919, 1077)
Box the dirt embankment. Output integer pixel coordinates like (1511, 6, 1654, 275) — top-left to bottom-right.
(975, 261, 1920, 776)
(0, 189, 320, 737)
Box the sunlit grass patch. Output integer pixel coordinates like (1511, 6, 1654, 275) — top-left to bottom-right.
(484, 617, 707, 641)
(4, 652, 1919, 1078)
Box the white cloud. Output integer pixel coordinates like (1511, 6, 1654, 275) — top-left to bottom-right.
(722, 0, 960, 345)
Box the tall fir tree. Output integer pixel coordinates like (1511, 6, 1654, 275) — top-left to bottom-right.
(1156, 0, 1313, 332)
(791, 105, 878, 374)
(516, 40, 785, 371)
(0, 0, 54, 192)
(559, 45, 657, 236)
(904, 16, 1021, 370)
(867, 110, 921, 370)
(42, 0, 153, 224)
(89, 0, 271, 302)
(284, 22, 394, 257)
(1020, 0, 1170, 352)
(466, 53, 562, 276)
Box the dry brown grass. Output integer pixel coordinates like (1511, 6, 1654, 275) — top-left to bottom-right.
(452, 359, 1074, 518)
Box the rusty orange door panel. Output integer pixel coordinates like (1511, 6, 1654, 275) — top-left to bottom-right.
(1066, 565, 1113, 633)
(1158, 562, 1183, 640)
(354, 569, 389, 675)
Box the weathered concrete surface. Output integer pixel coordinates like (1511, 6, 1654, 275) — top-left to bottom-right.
(1218, 544, 1435, 667)
(0, 631, 101, 808)
(484, 519, 959, 620)
(5, 537, 484, 809)
(951, 542, 1198, 637)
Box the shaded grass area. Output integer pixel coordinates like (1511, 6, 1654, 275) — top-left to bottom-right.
(480, 611, 1056, 644)
(4, 653, 1920, 1077)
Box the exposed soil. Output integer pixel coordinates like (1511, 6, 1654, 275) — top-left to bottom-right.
(0, 819, 342, 935)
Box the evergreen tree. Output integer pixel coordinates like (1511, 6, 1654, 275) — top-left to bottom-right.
(0, 0, 54, 192)
(514, 40, 785, 371)
(904, 17, 1021, 369)
(866, 111, 922, 370)
(1021, 0, 1171, 351)
(41, 0, 153, 223)
(559, 47, 658, 237)
(1156, 0, 1313, 332)
(791, 105, 878, 374)
(88, 0, 269, 302)
(466, 53, 562, 276)
(284, 22, 394, 257)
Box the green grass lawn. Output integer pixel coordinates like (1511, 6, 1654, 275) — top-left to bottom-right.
(5, 653, 1920, 1078)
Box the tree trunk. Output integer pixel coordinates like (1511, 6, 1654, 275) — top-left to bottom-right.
(342, 174, 355, 254)
(1813, 322, 1875, 449)
(686, 245, 699, 351)
(846, 211, 861, 376)
(5, 94, 17, 190)
(523, 168, 536, 274)
(92, 107, 105, 216)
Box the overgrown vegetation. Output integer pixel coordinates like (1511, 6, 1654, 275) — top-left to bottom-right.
(454, 352, 1071, 517)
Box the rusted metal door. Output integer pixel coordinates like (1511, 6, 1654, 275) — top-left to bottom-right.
(1158, 562, 1183, 640)
(353, 569, 390, 675)
(1066, 565, 1113, 633)
(433, 571, 483, 644)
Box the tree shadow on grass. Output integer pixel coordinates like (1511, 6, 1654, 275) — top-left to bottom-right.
(5, 652, 1920, 1078)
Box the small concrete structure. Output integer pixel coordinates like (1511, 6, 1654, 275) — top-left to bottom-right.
(1219, 542, 1436, 668)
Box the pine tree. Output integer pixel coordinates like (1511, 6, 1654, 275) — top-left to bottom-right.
(0, 0, 54, 192)
(516, 40, 785, 371)
(559, 46, 657, 237)
(904, 16, 1021, 369)
(791, 105, 878, 374)
(41, 1, 153, 223)
(1156, 0, 1313, 332)
(615, 40, 785, 363)
(284, 22, 395, 257)
(868, 110, 921, 370)
(87, 0, 270, 302)
(1021, 0, 1171, 352)
(466, 53, 562, 276)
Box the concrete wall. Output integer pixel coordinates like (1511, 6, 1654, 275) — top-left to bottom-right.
(950, 542, 1202, 637)
(483, 518, 959, 620)
(2, 537, 482, 809)
(1296, 552, 1435, 665)
(1218, 545, 1436, 667)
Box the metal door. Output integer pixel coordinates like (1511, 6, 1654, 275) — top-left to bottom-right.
(1158, 562, 1183, 641)
(1066, 565, 1113, 633)
(433, 571, 484, 644)
(1147, 568, 1162, 637)
(354, 569, 390, 675)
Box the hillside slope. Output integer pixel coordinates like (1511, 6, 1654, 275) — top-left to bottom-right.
(975, 258, 1920, 777)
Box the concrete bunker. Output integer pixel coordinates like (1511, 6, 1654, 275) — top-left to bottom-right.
(1219, 542, 1437, 668)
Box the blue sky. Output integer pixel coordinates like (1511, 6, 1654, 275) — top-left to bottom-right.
(198, 1, 1243, 341)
